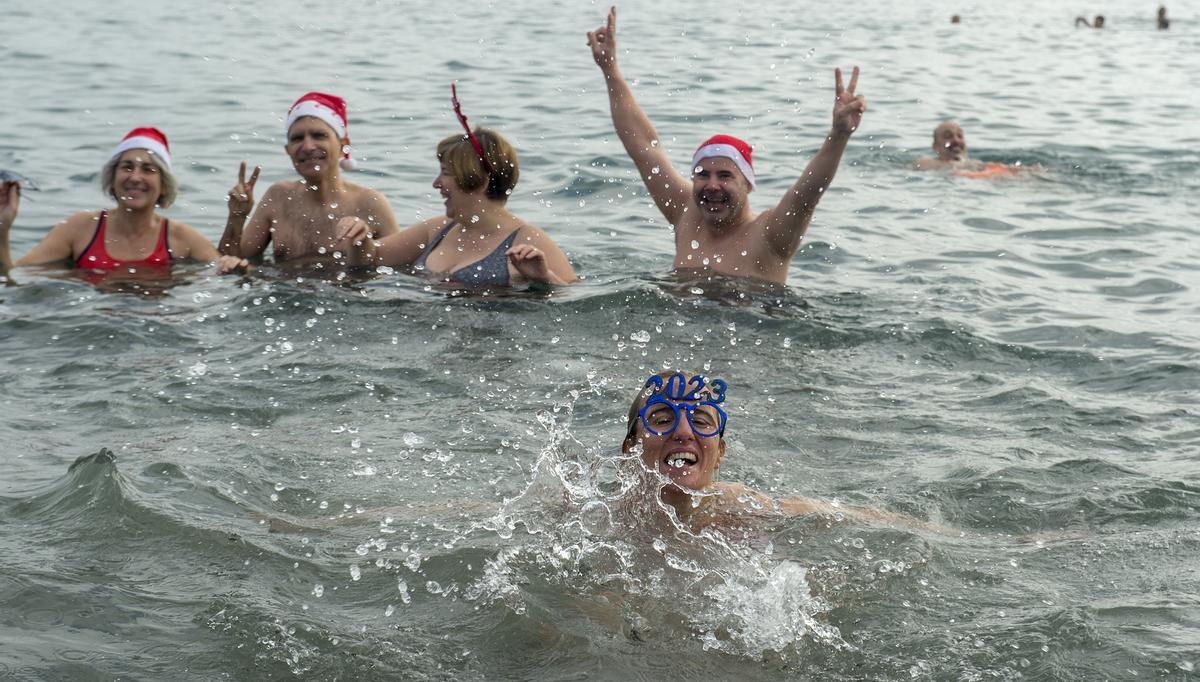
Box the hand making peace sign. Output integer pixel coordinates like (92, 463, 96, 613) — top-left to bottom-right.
(226, 161, 261, 218)
(833, 66, 867, 136)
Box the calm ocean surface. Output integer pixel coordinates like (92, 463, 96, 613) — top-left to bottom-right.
(2, 0, 1199, 679)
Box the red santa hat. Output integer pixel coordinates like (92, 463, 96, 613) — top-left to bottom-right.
(691, 134, 755, 189)
(285, 91, 357, 171)
(111, 127, 172, 170)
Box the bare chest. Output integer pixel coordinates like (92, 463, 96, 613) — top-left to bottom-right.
(270, 196, 372, 261)
(672, 226, 774, 280)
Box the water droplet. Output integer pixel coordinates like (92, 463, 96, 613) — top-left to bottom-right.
(312, 584, 324, 598)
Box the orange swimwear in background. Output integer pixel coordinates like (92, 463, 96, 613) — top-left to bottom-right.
(75, 210, 173, 270)
(953, 162, 1022, 180)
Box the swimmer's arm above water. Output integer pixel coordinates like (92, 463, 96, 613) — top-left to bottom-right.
(338, 216, 442, 268)
(229, 171, 283, 265)
(0, 181, 19, 278)
(760, 67, 866, 259)
(588, 6, 692, 226)
(0, 196, 93, 279)
(219, 162, 260, 257)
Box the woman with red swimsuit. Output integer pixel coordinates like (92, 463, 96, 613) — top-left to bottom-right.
(0, 127, 230, 281)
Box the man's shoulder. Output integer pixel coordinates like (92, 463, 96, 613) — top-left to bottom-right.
(342, 181, 390, 204)
(264, 179, 302, 198)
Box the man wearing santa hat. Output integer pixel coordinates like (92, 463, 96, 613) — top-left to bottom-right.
(219, 92, 399, 268)
(586, 8, 866, 285)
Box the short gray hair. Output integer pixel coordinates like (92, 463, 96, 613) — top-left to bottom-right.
(100, 150, 178, 209)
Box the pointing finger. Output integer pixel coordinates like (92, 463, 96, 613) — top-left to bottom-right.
(848, 65, 860, 94)
(835, 67, 844, 97)
(247, 165, 261, 192)
(608, 6, 616, 36)
(238, 161, 246, 185)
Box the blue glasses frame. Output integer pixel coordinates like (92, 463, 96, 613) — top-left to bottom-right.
(638, 396, 727, 437)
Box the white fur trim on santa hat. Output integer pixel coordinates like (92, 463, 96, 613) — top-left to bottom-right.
(112, 137, 172, 170)
(691, 143, 755, 189)
(286, 100, 347, 139)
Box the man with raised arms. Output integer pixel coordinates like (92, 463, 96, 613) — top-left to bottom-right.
(586, 7, 866, 285)
(219, 92, 399, 269)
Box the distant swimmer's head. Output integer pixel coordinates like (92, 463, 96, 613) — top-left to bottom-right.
(932, 120, 968, 162)
(623, 371, 728, 492)
(1094, 15, 1105, 28)
(691, 135, 755, 225)
(284, 92, 356, 175)
(951, 14, 961, 23)
(436, 127, 519, 204)
(101, 127, 177, 209)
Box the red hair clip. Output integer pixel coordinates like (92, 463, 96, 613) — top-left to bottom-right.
(451, 84, 493, 175)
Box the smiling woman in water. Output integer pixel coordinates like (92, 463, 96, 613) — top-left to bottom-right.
(0, 127, 240, 282)
(339, 85, 575, 287)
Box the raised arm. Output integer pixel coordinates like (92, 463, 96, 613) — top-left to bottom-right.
(0, 181, 19, 278)
(761, 66, 866, 259)
(237, 182, 282, 261)
(219, 162, 260, 256)
(588, 7, 691, 226)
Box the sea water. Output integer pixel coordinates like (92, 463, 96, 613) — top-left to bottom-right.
(1, 0, 1198, 678)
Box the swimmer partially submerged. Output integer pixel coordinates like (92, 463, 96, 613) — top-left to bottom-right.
(913, 120, 1036, 179)
(623, 371, 952, 533)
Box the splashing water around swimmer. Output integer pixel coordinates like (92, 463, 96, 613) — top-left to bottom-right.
(446, 375, 847, 659)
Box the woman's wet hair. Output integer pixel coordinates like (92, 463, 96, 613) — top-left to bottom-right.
(437, 127, 519, 201)
(100, 149, 177, 209)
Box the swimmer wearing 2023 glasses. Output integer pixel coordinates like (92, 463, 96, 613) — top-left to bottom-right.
(623, 371, 951, 532)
